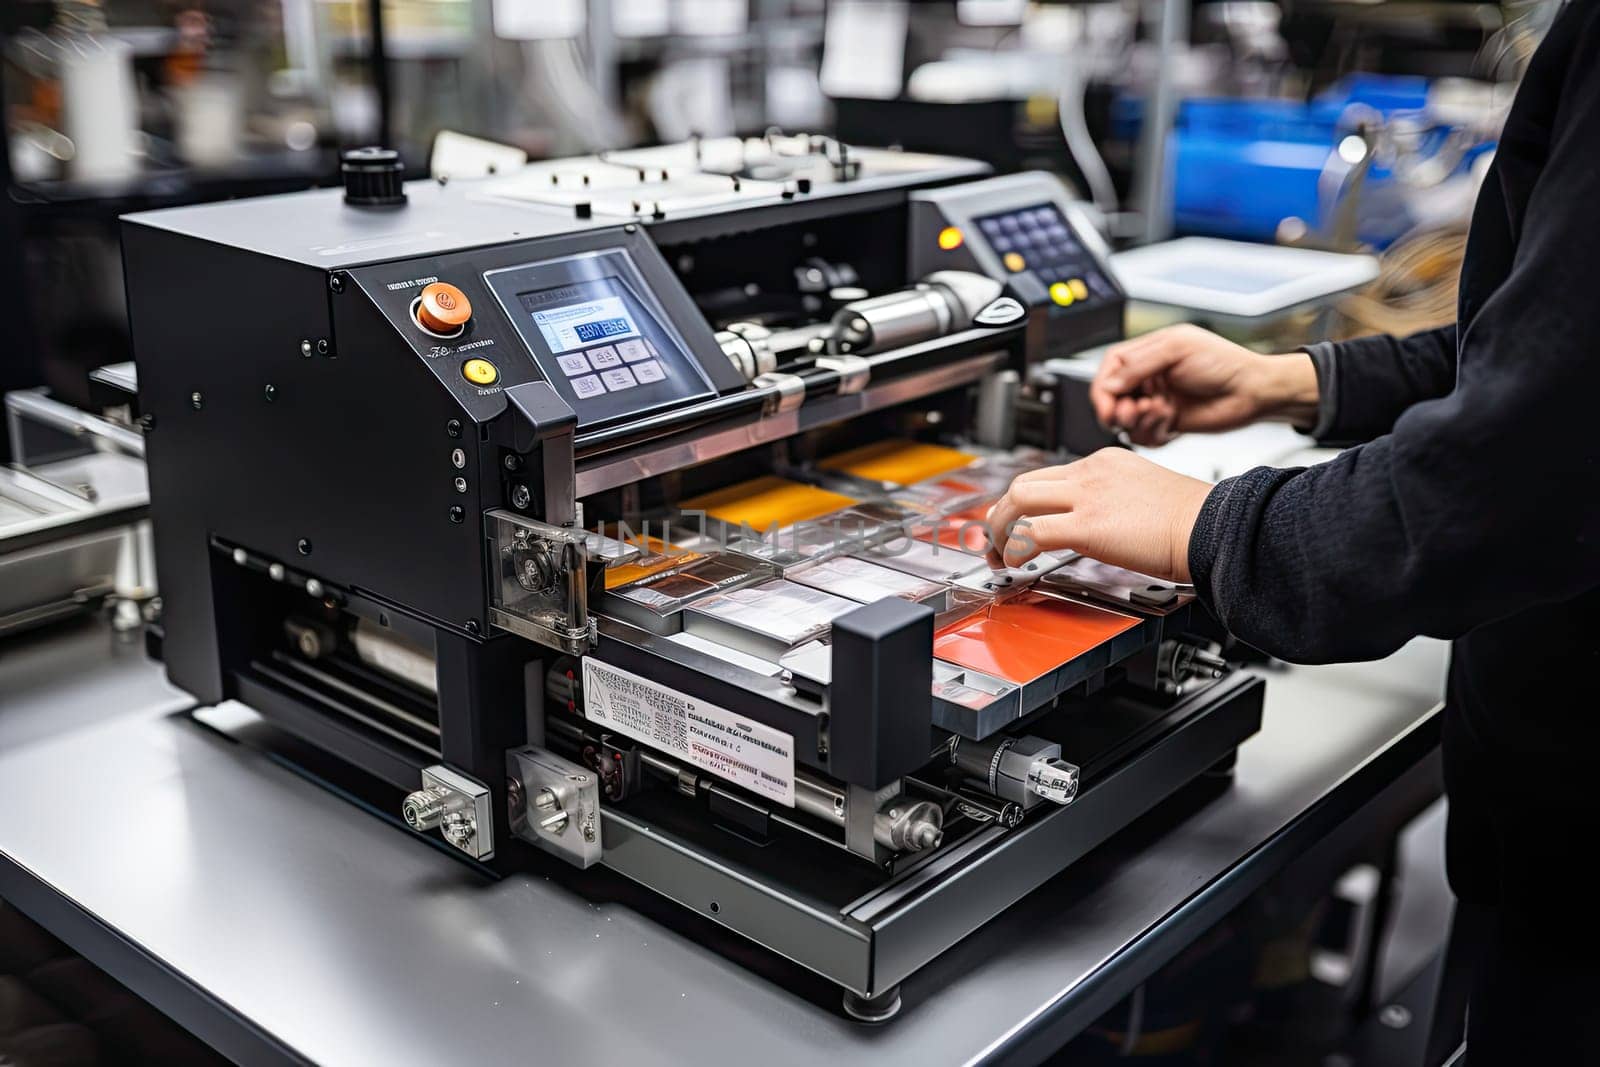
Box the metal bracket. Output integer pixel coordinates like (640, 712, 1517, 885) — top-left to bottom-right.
(402, 764, 495, 860)
(753, 371, 806, 415)
(814, 354, 871, 395)
(506, 746, 602, 868)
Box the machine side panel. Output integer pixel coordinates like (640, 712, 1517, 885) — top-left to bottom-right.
(125, 225, 334, 700)
(127, 223, 490, 708)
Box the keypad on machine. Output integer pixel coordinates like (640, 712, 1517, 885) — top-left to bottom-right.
(977, 204, 1110, 301)
(979, 207, 1080, 267)
(555, 337, 666, 395)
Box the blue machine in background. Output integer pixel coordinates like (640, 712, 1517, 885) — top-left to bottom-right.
(1155, 75, 1496, 248)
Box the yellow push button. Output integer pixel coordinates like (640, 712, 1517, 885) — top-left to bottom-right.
(1003, 251, 1027, 273)
(1068, 277, 1089, 301)
(461, 358, 499, 386)
(416, 281, 472, 333)
(1049, 281, 1076, 307)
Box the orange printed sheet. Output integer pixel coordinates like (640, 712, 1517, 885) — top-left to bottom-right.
(912, 502, 997, 554)
(933, 591, 1140, 684)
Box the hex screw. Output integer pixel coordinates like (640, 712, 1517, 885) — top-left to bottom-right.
(191, 391, 203, 410)
(511, 483, 531, 509)
(297, 538, 312, 556)
(300, 339, 313, 358)
(464, 619, 481, 635)
(446, 419, 463, 438)
(315, 338, 330, 356)
(264, 383, 277, 402)
(451, 448, 466, 469)
(449, 506, 464, 524)
(328, 274, 344, 294)
(454, 477, 468, 494)
(441, 811, 475, 848)
(503, 454, 521, 472)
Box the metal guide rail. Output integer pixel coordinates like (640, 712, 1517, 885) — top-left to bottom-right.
(123, 136, 1253, 1015)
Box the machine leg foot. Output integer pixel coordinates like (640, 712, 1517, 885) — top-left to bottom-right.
(1203, 749, 1239, 780)
(842, 986, 902, 1023)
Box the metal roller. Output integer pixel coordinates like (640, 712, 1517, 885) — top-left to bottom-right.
(827, 271, 1004, 356)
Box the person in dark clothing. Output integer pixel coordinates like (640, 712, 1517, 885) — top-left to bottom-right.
(985, 2, 1600, 1059)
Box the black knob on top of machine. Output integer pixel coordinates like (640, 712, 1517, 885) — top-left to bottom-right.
(341, 146, 406, 207)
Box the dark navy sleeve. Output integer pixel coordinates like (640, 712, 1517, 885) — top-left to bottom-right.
(1302, 326, 1458, 445)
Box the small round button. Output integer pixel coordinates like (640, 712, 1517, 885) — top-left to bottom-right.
(1049, 281, 1076, 307)
(1068, 277, 1089, 301)
(417, 282, 472, 334)
(461, 358, 499, 386)
(1003, 251, 1027, 273)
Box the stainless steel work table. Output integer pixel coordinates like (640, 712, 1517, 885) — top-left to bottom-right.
(0, 618, 1447, 1066)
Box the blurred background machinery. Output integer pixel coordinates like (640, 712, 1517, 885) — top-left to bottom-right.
(2, 0, 1553, 434)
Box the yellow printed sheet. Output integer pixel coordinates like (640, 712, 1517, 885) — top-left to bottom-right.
(819, 440, 976, 487)
(682, 476, 857, 530)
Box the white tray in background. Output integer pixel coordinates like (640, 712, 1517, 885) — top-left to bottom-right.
(1111, 237, 1379, 319)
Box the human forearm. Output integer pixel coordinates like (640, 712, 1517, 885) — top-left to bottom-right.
(1243, 351, 1320, 428)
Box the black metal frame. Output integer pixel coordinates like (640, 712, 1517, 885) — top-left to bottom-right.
(599, 672, 1265, 1002)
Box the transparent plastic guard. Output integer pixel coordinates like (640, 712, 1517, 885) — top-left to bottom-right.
(486, 508, 595, 654)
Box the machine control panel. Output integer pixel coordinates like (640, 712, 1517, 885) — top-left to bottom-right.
(349, 226, 743, 429)
(486, 248, 716, 424)
(972, 202, 1116, 311)
(909, 171, 1125, 356)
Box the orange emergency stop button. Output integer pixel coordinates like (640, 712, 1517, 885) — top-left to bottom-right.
(416, 281, 472, 333)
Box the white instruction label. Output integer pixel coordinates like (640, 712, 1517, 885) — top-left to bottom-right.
(581, 659, 795, 807)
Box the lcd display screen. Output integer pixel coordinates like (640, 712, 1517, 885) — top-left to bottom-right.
(491, 249, 718, 423)
(527, 279, 642, 353)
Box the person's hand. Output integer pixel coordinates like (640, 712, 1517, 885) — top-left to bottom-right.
(1091, 324, 1319, 446)
(985, 448, 1214, 580)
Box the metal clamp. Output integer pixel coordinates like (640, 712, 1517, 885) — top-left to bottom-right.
(753, 371, 806, 415)
(814, 354, 871, 395)
(506, 746, 602, 868)
(402, 764, 495, 860)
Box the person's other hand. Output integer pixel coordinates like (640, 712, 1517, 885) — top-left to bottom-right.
(1090, 324, 1319, 446)
(985, 448, 1213, 579)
